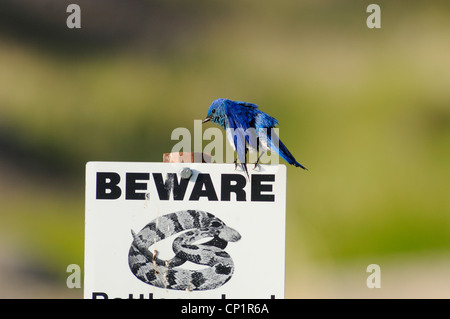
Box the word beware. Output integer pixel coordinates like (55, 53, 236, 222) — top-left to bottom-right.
(96, 172, 276, 202)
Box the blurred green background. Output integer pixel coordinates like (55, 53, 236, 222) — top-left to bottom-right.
(0, 0, 449, 298)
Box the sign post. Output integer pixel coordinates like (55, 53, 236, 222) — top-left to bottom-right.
(84, 161, 286, 299)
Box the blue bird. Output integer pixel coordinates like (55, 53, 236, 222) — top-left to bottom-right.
(202, 98, 307, 177)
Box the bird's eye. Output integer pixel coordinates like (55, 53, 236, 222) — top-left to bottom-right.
(211, 109, 216, 114)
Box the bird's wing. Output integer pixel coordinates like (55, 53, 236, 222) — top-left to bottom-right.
(234, 101, 259, 109)
(223, 100, 259, 177)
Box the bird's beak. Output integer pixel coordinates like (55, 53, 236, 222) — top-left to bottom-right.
(202, 117, 211, 124)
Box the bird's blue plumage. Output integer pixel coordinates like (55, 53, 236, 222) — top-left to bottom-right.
(203, 98, 307, 176)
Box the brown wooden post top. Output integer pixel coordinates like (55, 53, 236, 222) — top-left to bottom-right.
(162, 152, 212, 163)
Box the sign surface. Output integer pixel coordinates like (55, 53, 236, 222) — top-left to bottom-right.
(84, 162, 286, 299)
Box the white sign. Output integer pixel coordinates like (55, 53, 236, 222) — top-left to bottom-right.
(84, 162, 286, 299)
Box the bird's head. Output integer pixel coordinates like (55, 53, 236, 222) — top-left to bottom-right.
(202, 98, 227, 129)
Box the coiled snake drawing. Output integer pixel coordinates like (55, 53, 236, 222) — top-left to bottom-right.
(128, 210, 241, 291)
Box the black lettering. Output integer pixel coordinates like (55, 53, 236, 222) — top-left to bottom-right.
(221, 174, 246, 201)
(126, 173, 149, 200)
(152, 173, 189, 200)
(92, 292, 108, 299)
(96, 172, 121, 199)
(251, 174, 275, 202)
(189, 173, 218, 201)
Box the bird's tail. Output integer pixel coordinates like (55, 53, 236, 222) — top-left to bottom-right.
(276, 139, 308, 170)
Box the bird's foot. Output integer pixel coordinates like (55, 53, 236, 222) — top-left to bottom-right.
(252, 151, 264, 171)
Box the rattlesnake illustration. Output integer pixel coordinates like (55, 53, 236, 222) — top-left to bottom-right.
(128, 210, 241, 291)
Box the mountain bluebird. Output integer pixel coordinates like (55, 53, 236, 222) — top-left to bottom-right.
(202, 98, 307, 177)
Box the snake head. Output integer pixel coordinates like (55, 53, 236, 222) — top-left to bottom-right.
(218, 226, 241, 242)
(204, 213, 242, 242)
